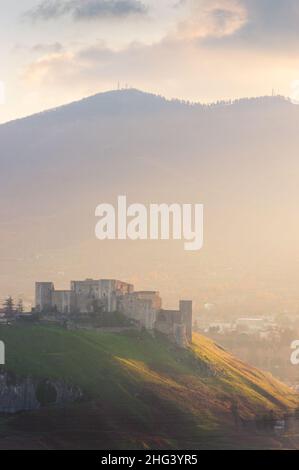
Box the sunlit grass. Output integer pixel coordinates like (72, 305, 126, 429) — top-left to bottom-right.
(0, 324, 298, 449)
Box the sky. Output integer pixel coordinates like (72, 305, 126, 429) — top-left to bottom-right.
(1, 0, 299, 122)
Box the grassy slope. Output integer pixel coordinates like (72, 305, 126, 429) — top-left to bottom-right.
(0, 324, 298, 449)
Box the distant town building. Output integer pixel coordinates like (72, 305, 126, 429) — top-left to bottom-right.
(236, 317, 264, 332)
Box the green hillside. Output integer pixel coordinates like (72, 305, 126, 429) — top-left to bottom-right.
(0, 324, 298, 449)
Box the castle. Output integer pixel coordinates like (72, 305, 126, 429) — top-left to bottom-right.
(35, 279, 192, 347)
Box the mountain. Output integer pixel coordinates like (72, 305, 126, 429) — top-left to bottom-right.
(1, 89, 299, 314)
(0, 324, 298, 449)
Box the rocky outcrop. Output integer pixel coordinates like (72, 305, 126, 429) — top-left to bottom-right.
(0, 371, 82, 414)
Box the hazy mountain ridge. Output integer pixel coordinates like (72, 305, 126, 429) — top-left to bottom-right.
(0, 89, 299, 313)
(0, 89, 291, 128)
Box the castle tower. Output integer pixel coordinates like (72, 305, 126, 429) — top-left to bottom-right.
(35, 282, 54, 313)
(179, 300, 193, 343)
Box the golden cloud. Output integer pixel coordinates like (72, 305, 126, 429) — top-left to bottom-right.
(178, 0, 248, 40)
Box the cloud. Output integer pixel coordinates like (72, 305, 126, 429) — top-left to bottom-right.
(26, 0, 68, 20)
(179, 0, 299, 49)
(23, 51, 76, 85)
(22, 33, 293, 101)
(188, 0, 299, 49)
(177, 0, 248, 40)
(25, 1, 299, 48)
(73, 0, 148, 19)
(240, 0, 299, 45)
(32, 43, 64, 54)
(20, 0, 299, 110)
(243, 0, 299, 34)
(26, 0, 148, 21)
(23, 39, 203, 97)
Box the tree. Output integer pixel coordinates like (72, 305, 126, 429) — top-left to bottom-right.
(3, 297, 14, 317)
(16, 299, 24, 314)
